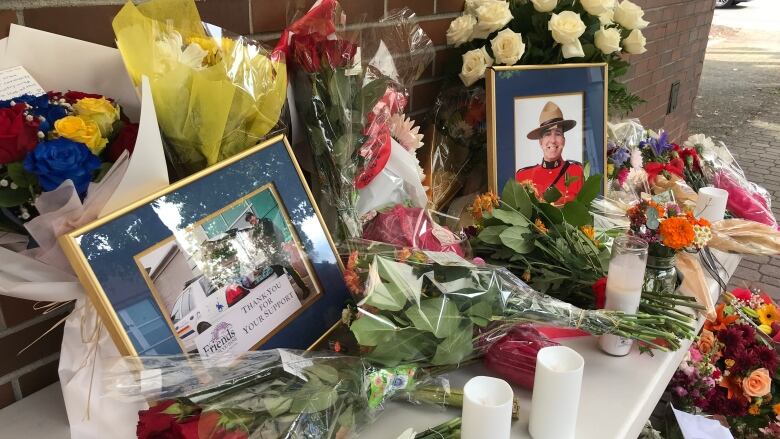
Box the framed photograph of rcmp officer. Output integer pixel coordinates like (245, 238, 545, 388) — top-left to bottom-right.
(58, 135, 349, 358)
(486, 64, 607, 203)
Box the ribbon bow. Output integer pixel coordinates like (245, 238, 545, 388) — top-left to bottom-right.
(645, 158, 685, 183)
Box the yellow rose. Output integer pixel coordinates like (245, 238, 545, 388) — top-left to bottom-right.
(54, 116, 107, 155)
(73, 97, 119, 137)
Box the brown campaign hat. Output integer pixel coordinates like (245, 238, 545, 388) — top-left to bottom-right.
(526, 101, 577, 140)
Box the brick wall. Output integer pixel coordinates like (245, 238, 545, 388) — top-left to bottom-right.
(0, 0, 714, 408)
(622, 0, 715, 141)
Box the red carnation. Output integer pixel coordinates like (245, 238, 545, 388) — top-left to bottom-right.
(106, 122, 139, 161)
(0, 104, 40, 164)
(592, 277, 607, 309)
(291, 33, 323, 73)
(63, 91, 107, 103)
(731, 288, 752, 302)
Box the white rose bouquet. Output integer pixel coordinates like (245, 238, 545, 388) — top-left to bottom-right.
(444, 0, 652, 115)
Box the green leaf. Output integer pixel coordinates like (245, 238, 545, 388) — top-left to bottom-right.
(405, 297, 461, 338)
(501, 179, 532, 217)
(491, 208, 530, 227)
(0, 188, 32, 207)
(305, 364, 340, 384)
(542, 185, 562, 203)
(466, 301, 494, 327)
(564, 174, 580, 187)
(537, 203, 564, 224)
(368, 328, 436, 365)
(576, 174, 602, 206)
(361, 261, 406, 311)
(350, 314, 397, 346)
(360, 77, 388, 113)
(373, 257, 422, 305)
(6, 162, 37, 187)
(490, 247, 514, 260)
(561, 200, 592, 227)
(477, 225, 509, 245)
(432, 323, 475, 366)
(263, 396, 292, 417)
(499, 226, 534, 254)
(290, 388, 338, 414)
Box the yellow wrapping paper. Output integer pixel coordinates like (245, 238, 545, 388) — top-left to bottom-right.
(709, 219, 780, 255)
(112, 0, 287, 174)
(675, 252, 716, 320)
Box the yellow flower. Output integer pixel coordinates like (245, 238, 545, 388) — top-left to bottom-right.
(187, 36, 236, 65)
(534, 218, 548, 234)
(758, 303, 780, 326)
(725, 358, 735, 368)
(54, 116, 107, 155)
(749, 404, 760, 415)
(580, 225, 599, 245)
(73, 97, 119, 137)
(759, 324, 773, 335)
(521, 271, 531, 282)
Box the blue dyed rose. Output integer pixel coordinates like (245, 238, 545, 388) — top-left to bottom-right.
(23, 138, 101, 196)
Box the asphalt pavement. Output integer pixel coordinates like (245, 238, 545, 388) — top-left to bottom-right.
(689, 0, 780, 298)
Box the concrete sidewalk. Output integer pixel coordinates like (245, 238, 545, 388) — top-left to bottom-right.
(689, 1, 780, 298)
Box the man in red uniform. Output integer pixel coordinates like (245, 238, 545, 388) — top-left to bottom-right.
(515, 101, 584, 204)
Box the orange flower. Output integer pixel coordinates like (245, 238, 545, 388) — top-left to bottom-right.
(347, 251, 359, 270)
(742, 368, 772, 398)
(344, 269, 362, 295)
(534, 218, 549, 234)
(580, 225, 599, 245)
(658, 216, 695, 249)
(720, 375, 746, 401)
(773, 402, 780, 417)
(470, 192, 499, 220)
(704, 303, 738, 332)
(698, 329, 717, 354)
(749, 405, 760, 415)
(396, 247, 412, 262)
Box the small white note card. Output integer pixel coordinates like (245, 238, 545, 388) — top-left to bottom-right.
(0, 66, 46, 101)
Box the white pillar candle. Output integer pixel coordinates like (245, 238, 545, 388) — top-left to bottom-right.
(696, 186, 729, 223)
(529, 346, 584, 439)
(461, 376, 514, 439)
(599, 253, 647, 355)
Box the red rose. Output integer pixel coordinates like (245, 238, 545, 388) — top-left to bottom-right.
(323, 38, 358, 68)
(106, 122, 139, 161)
(137, 400, 178, 439)
(0, 104, 40, 164)
(291, 33, 323, 73)
(195, 412, 248, 439)
(592, 277, 607, 309)
(275, 0, 338, 56)
(731, 288, 752, 302)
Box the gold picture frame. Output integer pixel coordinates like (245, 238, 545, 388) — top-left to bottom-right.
(58, 134, 346, 357)
(486, 63, 609, 197)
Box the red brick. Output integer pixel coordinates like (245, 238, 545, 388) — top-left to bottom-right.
(420, 18, 452, 46)
(0, 296, 44, 328)
(339, 0, 384, 24)
(437, 0, 465, 14)
(389, 0, 434, 16)
(251, 0, 312, 34)
(411, 80, 443, 112)
(0, 382, 14, 409)
(24, 5, 122, 47)
(0, 10, 16, 39)
(0, 317, 64, 377)
(197, 0, 250, 35)
(19, 359, 59, 397)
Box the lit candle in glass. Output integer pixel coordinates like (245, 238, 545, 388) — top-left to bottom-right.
(461, 376, 514, 439)
(599, 235, 648, 356)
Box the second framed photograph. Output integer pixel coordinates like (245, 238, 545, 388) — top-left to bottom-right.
(59, 135, 349, 357)
(486, 64, 607, 203)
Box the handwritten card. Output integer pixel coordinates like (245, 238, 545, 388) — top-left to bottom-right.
(0, 66, 46, 101)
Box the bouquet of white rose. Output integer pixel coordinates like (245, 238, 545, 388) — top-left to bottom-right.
(446, 0, 649, 114)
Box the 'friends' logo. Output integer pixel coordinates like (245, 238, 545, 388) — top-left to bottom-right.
(202, 321, 237, 356)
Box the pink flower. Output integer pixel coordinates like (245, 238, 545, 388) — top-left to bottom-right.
(472, 257, 486, 266)
(689, 347, 703, 362)
(732, 288, 752, 302)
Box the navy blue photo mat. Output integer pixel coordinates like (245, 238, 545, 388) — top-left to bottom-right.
(494, 66, 606, 188)
(76, 139, 347, 355)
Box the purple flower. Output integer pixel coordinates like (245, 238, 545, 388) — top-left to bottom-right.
(611, 146, 631, 167)
(673, 386, 688, 397)
(640, 131, 672, 157)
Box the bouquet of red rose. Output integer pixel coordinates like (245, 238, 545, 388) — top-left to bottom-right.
(0, 91, 138, 233)
(280, 0, 433, 242)
(106, 350, 460, 439)
(669, 287, 780, 438)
